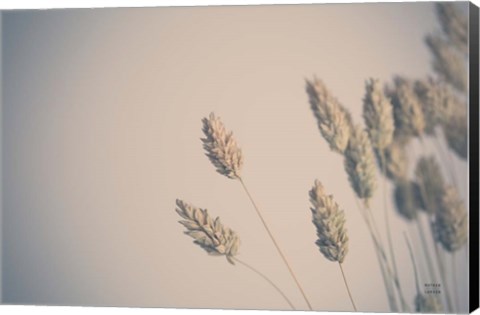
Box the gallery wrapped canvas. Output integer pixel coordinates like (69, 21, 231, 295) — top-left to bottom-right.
(0, 1, 478, 313)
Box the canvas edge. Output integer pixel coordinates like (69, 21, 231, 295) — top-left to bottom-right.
(0, 10, 3, 306)
(469, 1, 479, 314)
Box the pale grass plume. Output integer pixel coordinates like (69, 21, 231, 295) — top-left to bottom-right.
(434, 88, 467, 150)
(415, 294, 443, 313)
(344, 125, 377, 206)
(443, 111, 468, 160)
(202, 112, 243, 179)
(415, 78, 467, 127)
(425, 34, 467, 92)
(414, 78, 453, 135)
(309, 180, 349, 263)
(439, 92, 467, 124)
(176, 199, 240, 265)
(415, 156, 445, 215)
(388, 77, 425, 141)
(433, 186, 468, 252)
(363, 78, 394, 150)
(306, 78, 353, 154)
(375, 141, 408, 182)
(435, 2, 468, 53)
(393, 180, 420, 221)
(391, 127, 412, 147)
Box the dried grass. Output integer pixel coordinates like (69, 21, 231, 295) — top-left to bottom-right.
(344, 126, 377, 206)
(363, 78, 394, 150)
(202, 112, 244, 179)
(176, 199, 240, 264)
(433, 186, 468, 252)
(306, 78, 353, 154)
(309, 180, 349, 263)
(415, 156, 445, 215)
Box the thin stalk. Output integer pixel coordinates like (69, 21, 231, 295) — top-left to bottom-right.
(357, 198, 410, 312)
(430, 218, 454, 312)
(353, 197, 398, 312)
(408, 224, 428, 283)
(404, 232, 421, 294)
(364, 205, 407, 311)
(417, 138, 454, 312)
(364, 203, 385, 250)
(233, 257, 296, 310)
(363, 203, 401, 292)
(379, 150, 408, 311)
(412, 139, 438, 283)
(360, 201, 405, 304)
(366, 217, 404, 298)
(415, 219, 437, 283)
(364, 207, 409, 310)
(452, 252, 460, 311)
(339, 263, 358, 311)
(380, 151, 397, 275)
(239, 177, 313, 311)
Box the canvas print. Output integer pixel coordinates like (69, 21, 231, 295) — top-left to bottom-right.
(0, 1, 478, 313)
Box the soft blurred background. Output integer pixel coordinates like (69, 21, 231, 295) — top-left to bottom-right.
(1, 2, 469, 312)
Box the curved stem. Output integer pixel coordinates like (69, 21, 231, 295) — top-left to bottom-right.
(380, 152, 396, 269)
(365, 206, 385, 252)
(363, 200, 407, 307)
(415, 219, 436, 283)
(416, 139, 454, 312)
(431, 218, 454, 313)
(239, 177, 313, 310)
(452, 252, 460, 311)
(404, 232, 421, 294)
(380, 151, 408, 311)
(233, 257, 296, 310)
(353, 197, 397, 312)
(408, 224, 427, 282)
(413, 140, 438, 283)
(339, 263, 358, 311)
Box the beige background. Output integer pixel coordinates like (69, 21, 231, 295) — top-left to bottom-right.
(1, 2, 469, 312)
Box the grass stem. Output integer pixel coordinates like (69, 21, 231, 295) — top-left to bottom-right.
(417, 137, 454, 312)
(379, 150, 408, 311)
(339, 263, 358, 311)
(354, 197, 398, 312)
(239, 177, 313, 311)
(404, 232, 421, 294)
(415, 219, 437, 283)
(452, 252, 460, 311)
(431, 220, 454, 312)
(233, 257, 296, 310)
